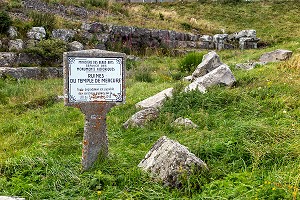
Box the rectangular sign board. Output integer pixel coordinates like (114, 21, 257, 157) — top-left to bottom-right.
(64, 50, 126, 105)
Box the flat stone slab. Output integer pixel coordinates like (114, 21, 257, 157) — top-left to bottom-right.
(138, 136, 208, 187)
(259, 49, 293, 63)
(135, 88, 173, 109)
(235, 62, 266, 70)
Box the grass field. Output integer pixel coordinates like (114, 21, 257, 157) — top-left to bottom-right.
(1, 0, 300, 199)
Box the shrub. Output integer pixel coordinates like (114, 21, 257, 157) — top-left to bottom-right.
(178, 52, 205, 73)
(24, 39, 67, 66)
(29, 11, 56, 33)
(0, 11, 12, 34)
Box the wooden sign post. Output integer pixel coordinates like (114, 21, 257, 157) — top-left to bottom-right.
(63, 49, 126, 170)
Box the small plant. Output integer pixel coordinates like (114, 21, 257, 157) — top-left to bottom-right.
(85, 0, 108, 8)
(29, 11, 56, 33)
(181, 22, 192, 31)
(0, 11, 12, 34)
(178, 52, 205, 73)
(134, 66, 153, 82)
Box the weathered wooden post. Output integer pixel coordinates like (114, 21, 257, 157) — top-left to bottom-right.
(63, 49, 126, 170)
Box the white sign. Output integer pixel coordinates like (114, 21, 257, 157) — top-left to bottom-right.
(67, 57, 123, 102)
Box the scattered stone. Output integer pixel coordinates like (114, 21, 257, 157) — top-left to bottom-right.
(187, 64, 236, 93)
(172, 117, 198, 128)
(0, 196, 25, 200)
(126, 55, 140, 62)
(191, 51, 222, 80)
(136, 88, 173, 109)
(52, 29, 76, 42)
(8, 39, 24, 51)
(235, 62, 266, 70)
(68, 41, 84, 51)
(123, 107, 159, 129)
(8, 26, 18, 38)
(138, 136, 208, 187)
(27, 27, 46, 40)
(259, 49, 293, 63)
(0, 67, 63, 79)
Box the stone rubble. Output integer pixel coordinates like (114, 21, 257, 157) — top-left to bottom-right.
(27, 27, 46, 40)
(138, 136, 208, 187)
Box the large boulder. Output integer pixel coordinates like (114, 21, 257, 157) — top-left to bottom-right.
(259, 49, 293, 63)
(138, 136, 208, 187)
(27, 27, 46, 40)
(136, 88, 173, 109)
(52, 29, 76, 42)
(186, 64, 236, 93)
(123, 107, 159, 129)
(191, 51, 222, 80)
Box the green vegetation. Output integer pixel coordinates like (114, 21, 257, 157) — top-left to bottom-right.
(0, 11, 12, 34)
(1, 0, 300, 199)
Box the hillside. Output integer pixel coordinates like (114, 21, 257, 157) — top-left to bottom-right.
(0, 0, 300, 199)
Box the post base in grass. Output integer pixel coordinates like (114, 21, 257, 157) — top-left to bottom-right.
(79, 103, 115, 171)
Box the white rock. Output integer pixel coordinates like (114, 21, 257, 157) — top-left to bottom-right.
(27, 27, 46, 40)
(8, 26, 18, 38)
(136, 88, 173, 109)
(191, 51, 222, 80)
(138, 136, 208, 187)
(0, 196, 25, 200)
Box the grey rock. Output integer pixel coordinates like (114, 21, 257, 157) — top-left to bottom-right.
(191, 51, 222, 80)
(8, 26, 18, 38)
(0, 67, 63, 79)
(136, 88, 173, 109)
(8, 39, 24, 51)
(235, 62, 266, 70)
(0, 52, 17, 67)
(68, 41, 84, 51)
(0, 40, 2, 48)
(138, 136, 208, 187)
(0, 196, 25, 200)
(187, 64, 236, 93)
(239, 37, 259, 50)
(27, 27, 46, 40)
(52, 29, 76, 42)
(236, 29, 256, 39)
(213, 34, 228, 50)
(123, 107, 159, 129)
(172, 117, 198, 128)
(259, 49, 293, 63)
